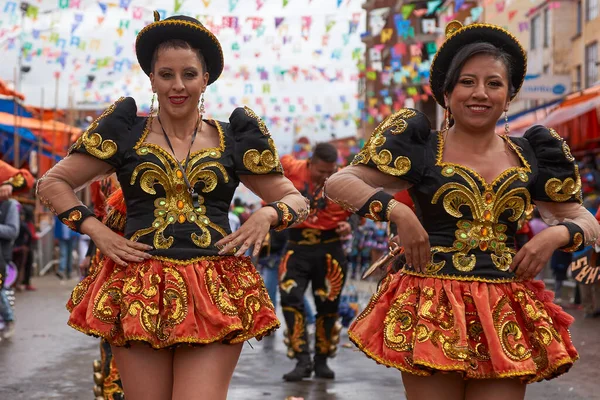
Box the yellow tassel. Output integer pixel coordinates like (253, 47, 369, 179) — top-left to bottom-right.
(153, 10, 160, 22)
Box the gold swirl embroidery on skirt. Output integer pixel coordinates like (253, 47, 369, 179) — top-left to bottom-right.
(383, 288, 419, 351)
(71, 251, 104, 306)
(93, 270, 125, 324)
(356, 274, 391, 321)
(418, 287, 454, 330)
(492, 296, 532, 362)
(205, 265, 238, 316)
(122, 265, 189, 341)
(415, 324, 470, 362)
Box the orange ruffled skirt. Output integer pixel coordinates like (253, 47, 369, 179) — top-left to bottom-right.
(349, 273, 578, 383)
(67, 255, 279, 349)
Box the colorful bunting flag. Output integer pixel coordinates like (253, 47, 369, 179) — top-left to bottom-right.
(401, 4, 416, 19)
(229, 0, 239, 12)
(174, 0, 184, 12)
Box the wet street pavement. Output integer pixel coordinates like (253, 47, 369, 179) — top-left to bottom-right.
(0, 275, 599, 400)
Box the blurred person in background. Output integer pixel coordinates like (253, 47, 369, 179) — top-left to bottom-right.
(278, 142, 350, 381)
(0, 160, 34, 338)
(12, 205, 37, 291)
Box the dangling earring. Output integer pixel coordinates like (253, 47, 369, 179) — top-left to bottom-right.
(149, 92, 156, 116)
(504, 111, 510, 135)
(199, 93, 205, 115)
(444, 108, 451, 133)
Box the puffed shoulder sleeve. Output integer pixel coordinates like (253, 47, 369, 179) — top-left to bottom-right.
(351, 108, 431, 184)
(68, 96, 137, 169)
(524, 125, 582, 204)
(229, 106, 284, 176)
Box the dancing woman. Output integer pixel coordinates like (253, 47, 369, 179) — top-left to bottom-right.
(37, 13, 307, 400)
(325, 21, 599, 400)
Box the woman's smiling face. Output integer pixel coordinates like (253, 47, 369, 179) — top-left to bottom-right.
(446, 53, 511, 133)
(150, 46, 209, 119)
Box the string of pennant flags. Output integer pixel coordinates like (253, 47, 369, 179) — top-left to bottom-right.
(0, 0, 367, 143)
(0, 0, 549, 139)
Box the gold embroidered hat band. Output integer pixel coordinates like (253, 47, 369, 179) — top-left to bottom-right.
(135, 12, 224, 85)
(429, 20, 527, 109)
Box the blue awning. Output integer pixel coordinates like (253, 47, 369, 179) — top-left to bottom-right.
(0, 98, 32, 118)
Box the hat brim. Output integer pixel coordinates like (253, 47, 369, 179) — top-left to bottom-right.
(430, 24, 527, 109)
(135, 19, 224, 85)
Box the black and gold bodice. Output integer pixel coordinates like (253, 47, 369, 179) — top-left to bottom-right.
(352, 109, 582, 282)
(69, 97, 283, 261)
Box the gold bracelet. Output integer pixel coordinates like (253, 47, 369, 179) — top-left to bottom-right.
(385, 199, 400, 221)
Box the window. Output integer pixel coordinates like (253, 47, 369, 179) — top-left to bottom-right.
(587, 0, 599, 21)
(585, 42, 598, 88)
(531, 15, 540, 50)
(543, 8, 549, 48)
(575, 65, 582, 91)
(577, 1, 583, 35)
(543, 64, 550, 74)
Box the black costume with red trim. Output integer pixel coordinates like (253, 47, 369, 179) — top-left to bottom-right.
(279, 155, 350, 364)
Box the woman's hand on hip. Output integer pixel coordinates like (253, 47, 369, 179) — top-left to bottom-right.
(83, 219, 152, 267)
(510, 225, 568, 280)
(216, 207, 278, 257)
(390, 204, 430, 273)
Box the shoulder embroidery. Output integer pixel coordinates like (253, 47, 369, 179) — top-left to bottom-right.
(70, 97, 125, 159)
(351, 108, 416, 177)
(241, 106, 283, 174)
(542, 128, 582, 203)
(243, 106, 269, 136)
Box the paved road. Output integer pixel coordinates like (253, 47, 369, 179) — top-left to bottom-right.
(0, 276, 598, 399)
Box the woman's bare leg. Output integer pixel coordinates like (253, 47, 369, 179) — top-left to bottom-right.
(111, 344, 174, 400)
(172, 342, 243, 400)
(402, 372, 466, 400)
(465, 378, 526, 400)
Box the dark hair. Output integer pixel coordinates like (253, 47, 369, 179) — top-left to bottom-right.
(311, 143, 338, 163)
(233, 197, 242, 207)
(150, 39, 208, 74)
(443, 42, 515, 100)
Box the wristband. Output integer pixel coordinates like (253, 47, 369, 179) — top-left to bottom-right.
(357, 191, 395, 221)
(557, 222, 584, 252)
(58, 205, 96, 233)
(266, 201, 299, 232)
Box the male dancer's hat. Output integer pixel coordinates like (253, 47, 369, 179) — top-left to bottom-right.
(135, 11, 224, 85)
(429, 20, 527, 109)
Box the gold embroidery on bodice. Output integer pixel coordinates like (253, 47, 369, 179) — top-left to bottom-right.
(129, 118, 229, 249)
(430, 133, 532, 273)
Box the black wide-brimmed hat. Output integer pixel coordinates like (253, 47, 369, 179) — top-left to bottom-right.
(430, 20, 527, 109)
(135, 11, 224, 85)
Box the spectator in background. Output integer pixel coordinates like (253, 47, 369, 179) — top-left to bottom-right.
(228, 207, 241, 233)
(550, 250, 572, 304)
(12, 205, 37, 291)
(0, 198, 21, 339)
(54, 216, 79, 280)
(529, 208, 548, 236)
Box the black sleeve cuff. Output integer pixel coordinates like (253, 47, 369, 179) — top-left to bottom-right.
(57, 205, 96, 233)
(266, 202, 300, 231)
(357, 191, 396, 221)
(557, 222, 585, 252)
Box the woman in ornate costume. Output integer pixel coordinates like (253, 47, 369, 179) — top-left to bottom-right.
(325, 21, 600, 399)
(37, 13, 307, 400)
